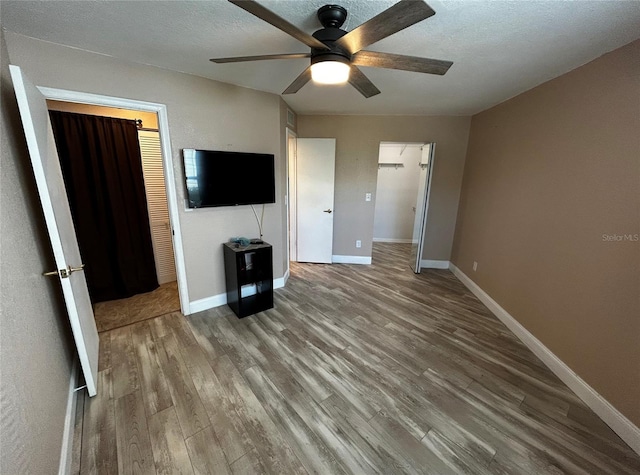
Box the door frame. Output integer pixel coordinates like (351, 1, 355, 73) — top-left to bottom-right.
(286, 127, 297, 267)
(38, 86, 191, 314)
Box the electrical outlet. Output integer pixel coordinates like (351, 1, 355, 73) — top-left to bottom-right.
(356, 240, 362, 248)
(365, 192, 372, 202)
(473, 261, 478, 271)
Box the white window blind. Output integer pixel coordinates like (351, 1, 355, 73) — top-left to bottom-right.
(138, 130, 176, 284)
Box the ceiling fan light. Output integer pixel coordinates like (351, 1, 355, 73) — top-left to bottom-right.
(310, 60, 350, 85)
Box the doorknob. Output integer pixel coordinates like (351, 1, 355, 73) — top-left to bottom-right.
(43, 264, 85, 279)
(69, 264, 85, 274)
(323, 209, 332, 214)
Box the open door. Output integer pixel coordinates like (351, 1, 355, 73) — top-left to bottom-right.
(10, 65, 99, 396)
(295, 138, 336, 263)
(410, 143, 436, 273)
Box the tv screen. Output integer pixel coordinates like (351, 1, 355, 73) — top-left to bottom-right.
(183, 149, 276, 208)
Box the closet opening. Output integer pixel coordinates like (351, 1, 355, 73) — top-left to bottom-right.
(372, 141, 435, 272)
(47, 100, 180, 332)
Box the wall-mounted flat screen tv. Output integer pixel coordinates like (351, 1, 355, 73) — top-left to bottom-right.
(183, 149, 276, 208)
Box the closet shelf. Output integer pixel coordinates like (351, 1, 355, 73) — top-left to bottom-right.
(378, 163, 404, 169)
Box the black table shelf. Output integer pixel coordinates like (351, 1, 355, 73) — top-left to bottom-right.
(223, 242, 273, 318)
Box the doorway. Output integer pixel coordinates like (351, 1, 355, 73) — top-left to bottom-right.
(12, 69, 188, 394)
(47, 100, 181, 331)
(373, 141, 435, 272)
(287, 136, 337, 264)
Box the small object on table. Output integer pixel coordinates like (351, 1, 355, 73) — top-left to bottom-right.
(229, 236, 250, 247)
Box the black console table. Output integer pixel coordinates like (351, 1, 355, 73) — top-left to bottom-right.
(223, 242, 273, 318)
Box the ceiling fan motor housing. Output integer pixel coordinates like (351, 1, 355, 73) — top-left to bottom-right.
(311, 20, 351, 63)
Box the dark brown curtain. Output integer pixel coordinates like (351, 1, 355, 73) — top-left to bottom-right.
(49, 111, 158, 303)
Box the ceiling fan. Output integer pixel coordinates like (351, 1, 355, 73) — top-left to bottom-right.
(210, 0, 453, 98)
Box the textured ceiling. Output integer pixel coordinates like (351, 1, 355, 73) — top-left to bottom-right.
(2, 0, 639, 115)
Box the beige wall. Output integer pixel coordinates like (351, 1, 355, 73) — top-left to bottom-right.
(452, 40, 640, 425)
(0, 29, 74, 474)
(297, 115, 471, 260)
(4, 31, 288, 303)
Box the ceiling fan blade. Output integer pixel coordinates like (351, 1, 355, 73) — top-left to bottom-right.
(283, 67, 312, 95)
(336, 0, 435, 54)
(229, 0, 329, 51)
(211, 53, 311, 63)
(349, 66, 381, 98)
(352, 51, 452, 75)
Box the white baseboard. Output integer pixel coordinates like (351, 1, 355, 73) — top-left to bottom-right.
(189, 293, 227, 314)
(188, 273, 289, 315)
(420, 259, 450, 269)
(332, 255, 372, 265)
(449, 263, 640, 456)
(274, 268, 289, 289)
(373, 238, 413, 243)
(59, 359, 79, 475)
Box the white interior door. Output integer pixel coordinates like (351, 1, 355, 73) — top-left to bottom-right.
(410, 143, 436, 273)
(10, 65, 99, 396)
(296, 138, 336, 263)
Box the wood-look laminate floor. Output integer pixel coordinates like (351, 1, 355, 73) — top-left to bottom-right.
(74, 243, 640, 474)
(93, 281, 180, 332)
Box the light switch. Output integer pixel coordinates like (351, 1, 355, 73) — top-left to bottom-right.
(365, 192, 372, 202)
